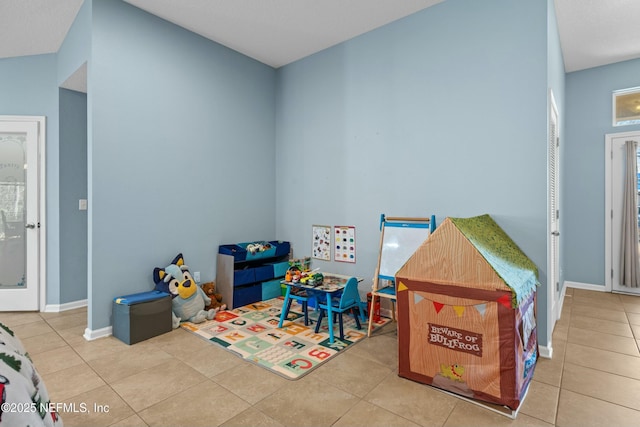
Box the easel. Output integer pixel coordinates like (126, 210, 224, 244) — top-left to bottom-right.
(367, 214, 435, 337)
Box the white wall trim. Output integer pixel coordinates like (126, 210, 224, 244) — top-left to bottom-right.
(555, 282, 568, 321)
(565, 280, 606, 292)
(43, 299, 87, 313)
(538, 343, 553, 359)
(547, 88, 560, 358)
(83, 326, 112, 341)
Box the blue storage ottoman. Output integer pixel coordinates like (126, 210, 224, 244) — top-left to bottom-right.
(113, 290, 172, 344)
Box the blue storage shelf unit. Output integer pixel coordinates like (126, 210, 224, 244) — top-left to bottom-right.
(216, 240, 290, 309)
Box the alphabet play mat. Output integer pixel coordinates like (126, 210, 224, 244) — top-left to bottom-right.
(180, 297, 391, 379)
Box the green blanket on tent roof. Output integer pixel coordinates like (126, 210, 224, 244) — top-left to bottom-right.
(450, 214, 539, 307)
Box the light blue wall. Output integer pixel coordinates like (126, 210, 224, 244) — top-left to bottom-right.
(276, 0, 550, 341)
(57, 0, 91, 88)
(0, 54, 59, 304)
(564, 58, 640, 286)
(0, 0, 568, 349)
(59, 89, 88, 304)
(54, 0, 92, 307)
(88, 0, 276, 329)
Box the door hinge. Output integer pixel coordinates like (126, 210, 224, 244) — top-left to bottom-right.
(556, 209, 559, 220)
(612, 269, 614, 279)
(556, 281, 560, 291)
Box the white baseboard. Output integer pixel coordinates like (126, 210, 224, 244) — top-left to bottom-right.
(83, 326, 112, 341)
(565, 281, 605, 292)
(43, 299, 88, 313)
(555, 282, 568, 321)
(538, 342, 553, 359)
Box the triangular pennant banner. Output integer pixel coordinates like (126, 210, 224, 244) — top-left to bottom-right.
(414, 294, 424, 305)
(433, 302, 444, 314)
(397, 282, 408, 292)
(475, 303, 487, 318)
(497, 294, 512, 309)
(453, 306, 465, 317)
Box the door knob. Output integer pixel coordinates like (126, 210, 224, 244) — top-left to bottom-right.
(25, 223, 36, 229)
(551, 231, 559, 236)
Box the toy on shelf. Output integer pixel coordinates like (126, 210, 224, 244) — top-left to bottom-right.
(246, 242, 273, 255)
(153, 253, 217, 328)
(289, 257, 311, 272)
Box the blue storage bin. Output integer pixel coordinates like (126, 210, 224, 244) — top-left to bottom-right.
(254, 265, 274, 282)
(219, 241, 290, 262)
(241, 242, 277, 260)
(273, 241, 290, 257)
(219, 244, 246, 262)
(233, 268, 255, 286)
(261, 279, 282, 300)
(268, 261, 290, 278)
(234, 284, 262, 307)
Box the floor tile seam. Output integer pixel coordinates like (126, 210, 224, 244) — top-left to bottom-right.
(626, 312, 640, 343)
(566, 310, 629, 325)
(557, 383, 640, 414)
(570, 301, 625, 311)
(562, 360, 640, 384)
(569, 312, 633, 327)
(0, 314, 46, 328)
(210, 376, 280, 408)
(567, 323, 636, 339)
(564, 340, 640, 360)
(328, 398, 420, 427)
(38, 311, 84, 332)
(312, 361, 393, 399)
(435, 394, 461, 427)
(59, 383, 137, 427)
(561, 358, 640, 381)
(330, 342, 396, 373)
(565, 336, 639, 358)
(127, 377, 212, 417)
(553, 322, 571, 427)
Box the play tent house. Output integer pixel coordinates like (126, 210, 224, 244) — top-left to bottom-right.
(395, 214, 538, 412)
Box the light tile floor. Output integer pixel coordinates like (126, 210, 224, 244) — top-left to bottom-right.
(2, 287, 640, 426)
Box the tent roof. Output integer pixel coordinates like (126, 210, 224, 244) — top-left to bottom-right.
(396, 214, 538, 306)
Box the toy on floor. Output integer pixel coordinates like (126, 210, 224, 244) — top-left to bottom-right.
(200, 281, 226, 311)
(153, 253, 216, 328)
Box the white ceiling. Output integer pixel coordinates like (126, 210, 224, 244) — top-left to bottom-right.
(1, 0, 639, 75)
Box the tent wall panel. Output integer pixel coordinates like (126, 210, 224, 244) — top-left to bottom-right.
(396, 215, 538, 411)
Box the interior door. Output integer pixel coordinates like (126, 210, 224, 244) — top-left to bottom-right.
(609, 131, 640, 295)
(0, 119, 40, 310)
(548, 93, 561, 324)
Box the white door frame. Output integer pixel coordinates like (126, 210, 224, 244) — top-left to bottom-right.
(0, 116, 46, 311)
(605, 130, 640, 293)
(543, 90, 561, 358)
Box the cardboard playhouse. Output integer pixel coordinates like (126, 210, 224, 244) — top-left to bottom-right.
(395, 214, 538, 415)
